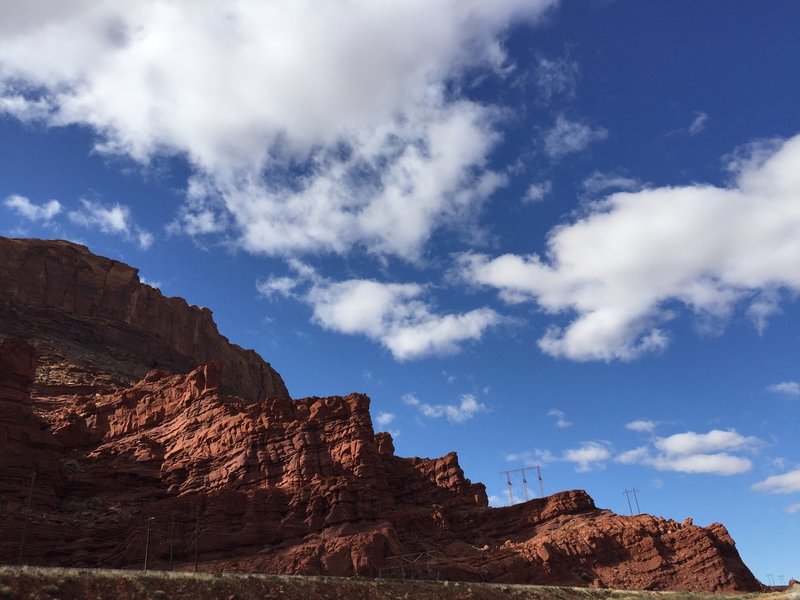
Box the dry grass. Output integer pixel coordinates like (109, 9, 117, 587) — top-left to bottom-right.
(0, 566, 792, 600)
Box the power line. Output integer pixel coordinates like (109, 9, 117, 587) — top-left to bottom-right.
(500, 466, 544, 504)
(623, 488, 640, 515)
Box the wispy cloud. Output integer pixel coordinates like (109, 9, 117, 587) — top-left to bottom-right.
(752, 469, 800, 494)
(543, 115, 608, 158)
(547, 408, 572, 428)
(688, 111, 708, 135)
(507, 442, 610, 473)
(767, 381, 800, 397)
(666, 111, 709, 137)
(69, 199, 153, 250)
(375, 411, 396, 428)
(582, 171, 641, 196)
(523, 180, 552, 204)
(625, 420, 656, 433)
(534, 54, 579, 101)
(403, 392, 487, 424)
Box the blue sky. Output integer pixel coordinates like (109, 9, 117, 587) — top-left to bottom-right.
(1, 0, 798, 583)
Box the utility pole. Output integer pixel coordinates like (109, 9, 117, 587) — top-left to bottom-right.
(536, 465, 544, 497)
(194, 504, 201, 573)
(767, 574, 775, 586)
(17, 472, 37, 565)
(144, 516, 154, 571)
(169, 511, 175, 571)
(623, 488, 640, 515)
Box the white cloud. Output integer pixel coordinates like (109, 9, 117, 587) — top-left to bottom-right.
(505, 449, 556, 465)
(69, 200, 128, 234)
(4, 194, 62, 222)
(543, 115, 608, 158)
(534, 54, 579, 101)
(616, 429, 759, 476)
(547, 408, 572, 428)
(68, 199, 153, 249)
(582, 171, 641, 196)
(256, 276, 300, 300)
(258, 265, 502, 360)
(563, 441, 611, 472)
(524, 180, 552, 203)
(625, 419, 656, 433)
(508, 443, 609, 472)
(767, 381, 800, 397)
(375, 412, 396, 428)
(139, 276, 161, 289)
(461, 133, 800, 361)
(752, 469, 800, 494)
(0, 1, 555, 261)
(688, 111, 708, 136)
(655, 429, 760, 456)
(403, 392, 487, 424)
(786, 503, 800, 515)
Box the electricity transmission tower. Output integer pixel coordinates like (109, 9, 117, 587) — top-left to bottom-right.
(500, 466, 544, 504)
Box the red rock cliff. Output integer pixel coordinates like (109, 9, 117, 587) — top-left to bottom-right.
(0, 237, 288, 401)
(0, 237, 760, 592)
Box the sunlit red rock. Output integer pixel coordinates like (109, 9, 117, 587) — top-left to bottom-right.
(0, 236, 760, 592)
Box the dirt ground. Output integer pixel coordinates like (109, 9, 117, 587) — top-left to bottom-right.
(0, 566, 796, 600)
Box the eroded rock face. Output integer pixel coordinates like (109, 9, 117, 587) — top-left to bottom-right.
(0, 237, 760, 592)
(0, 237, 289, 401)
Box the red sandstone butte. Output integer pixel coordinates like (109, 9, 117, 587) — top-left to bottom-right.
(0, 237, 761, 592)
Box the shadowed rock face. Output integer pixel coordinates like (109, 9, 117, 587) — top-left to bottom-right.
(0, 236, 289, 402)
(0, 237, 761, 592)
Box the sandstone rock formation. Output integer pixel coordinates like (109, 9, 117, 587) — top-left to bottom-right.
(0, 237, 761, 592)
(0, 236, 288, 401)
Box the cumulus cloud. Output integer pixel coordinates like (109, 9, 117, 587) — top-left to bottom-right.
(543, 115, 608, 158)
(563, 441, 612, 472)
(460, 133, 800, 361)
(752, 469, 800, 494)
(68, 199, 153, 249)
(0, 1, 554, 261)
(767, 381, 800, 397)
(402, 392, 487, 424)
(257, 265, 502, 360)
(547, 408, 572, 428)
(4, 194, 62, 222)
(625, 420, 656, 433)
(616, 429, 760, 476)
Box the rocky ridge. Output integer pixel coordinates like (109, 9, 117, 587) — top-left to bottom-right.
(0, 237, 761, 592)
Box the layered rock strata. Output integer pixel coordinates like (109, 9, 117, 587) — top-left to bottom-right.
(0, 237, 288, 401)
(0, 237, 760, 592)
